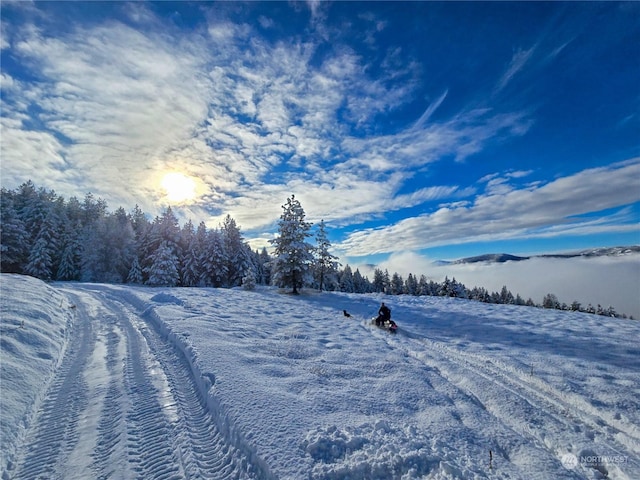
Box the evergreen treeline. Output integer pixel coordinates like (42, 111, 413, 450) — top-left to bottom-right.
(1, 181, 263, 288)
(334, 269, 632, 319)
(0, 181, 632, 319)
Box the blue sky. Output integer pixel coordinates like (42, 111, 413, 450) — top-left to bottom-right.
(1, 1, 639, 272)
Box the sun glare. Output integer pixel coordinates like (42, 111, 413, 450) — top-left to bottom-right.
(161, 172, 197, 203)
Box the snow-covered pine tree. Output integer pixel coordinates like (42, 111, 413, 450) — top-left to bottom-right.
(192, 221, 209, 286)
(80, 212, 135, 282)
(181, 235, 202, 287)
(54, 203, 83, 281)
(417, 275, 431, 296)
(25, 236, 54, 281)
(242, 269, 257, 291)
(372, 268, 387, 293)
(450, 277, 467, 298)
(0, 191, 29, 272)
(353, 268, 369, 293)
(405, 273, 418, 295)
(314, 219, 340, 291)
(146, 240, 180, 286)
(390, 272, 404, 295)
(543, 293, 560, 309)
(269, 195, 314, 294)
(178, 219, 197, 286)
(14, 181, 49, 247)
(221, 215, 251, 287)
(500, 285, 515, 304)
(339, 264, 354, 292)
(200, 228, 227, 287)
(127, 256, 143, 284)
(57, 242, 79, 280)
(256, 247, 271, 285)
(81, 192, 108, 226)
(140, 207, 181, 281)
(24, 210, 58, 281)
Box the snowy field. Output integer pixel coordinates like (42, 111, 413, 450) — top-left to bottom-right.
(1, 274, 639, 479)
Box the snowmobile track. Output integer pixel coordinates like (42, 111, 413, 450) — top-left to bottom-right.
(372, 324, 640, 476)
(11, 298, 93, 480)
(86, 287, 270, 480)
(9, 285, 270, 480)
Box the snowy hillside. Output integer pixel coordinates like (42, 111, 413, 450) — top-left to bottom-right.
(1, 274, 639, 479)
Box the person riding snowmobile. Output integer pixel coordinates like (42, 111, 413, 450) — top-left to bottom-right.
(376, 302, 391, 327)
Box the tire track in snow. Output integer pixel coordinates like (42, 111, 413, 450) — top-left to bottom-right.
(90, 318, 129, 479)
(84, 286, 269, 480)
(370, 322, 639, 477)
(118, 304, 184, 480)
(12, 295, 94, 480)
(11, 284, 267, 480)
(407, 329, 639, 450)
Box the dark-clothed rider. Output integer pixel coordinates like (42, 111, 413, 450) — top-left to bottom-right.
(376, 302, 391, 326)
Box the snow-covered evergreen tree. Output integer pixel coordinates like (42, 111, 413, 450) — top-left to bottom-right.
(440, 276, 466, 297)
(14, 181, 48, 247)
(221, 215, 251, 287)
(339, 264, 354, 292)
(127, 256, 143, 284)
(500, 285, 515, 304)
(314, 220, 340, 291)
(140, 207, 181, 281)
(417, 275, 430, 296)
(0, 192, 29, 272)
(57, 242, 79, 280)
(81, 192, 108, 226)
(54, 204, 82, 281)
(269, 195, 314, 294)
(352, 268, 369, 293)
(257, 247, 272, 285)
(201, 228, 227, 287)
(405, 273, 418, 295)
(543, 293, 560, 309)
(181, 236, 202, 287)
(372, 268, 387, 293)
(80, 212, 135, 283)
(25, 236, 54, 281)
(242, 269, 257, 291)
(178, 219, 196, 285)
(24, 210, 58, 281)
(146, 241, 180, 286)
(390, 272, 404, 295)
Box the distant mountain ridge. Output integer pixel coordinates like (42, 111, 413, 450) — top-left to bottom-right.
(445, 245, 640, 265)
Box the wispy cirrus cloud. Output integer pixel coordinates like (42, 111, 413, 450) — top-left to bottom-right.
(495, 45, 538, 92)
(339, 159, 640, 256)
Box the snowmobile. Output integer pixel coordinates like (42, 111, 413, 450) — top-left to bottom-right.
(371, 317, 398, 333)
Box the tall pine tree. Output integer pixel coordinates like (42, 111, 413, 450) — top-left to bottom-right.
(269, 195, 314, 294)
(314, 220, 339, 291)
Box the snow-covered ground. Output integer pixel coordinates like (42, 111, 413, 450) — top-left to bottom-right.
(1, 273, 639, 479)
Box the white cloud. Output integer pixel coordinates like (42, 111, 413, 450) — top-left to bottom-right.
(2, 20, 211, 212)
(339, 159, 640, 256)
(413, 89, 448, 129)
(496, 45, 537, 92)
(2, 4, 616, 251)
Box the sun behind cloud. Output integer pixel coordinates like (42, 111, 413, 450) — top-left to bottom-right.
(160, 172, 198, 204)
